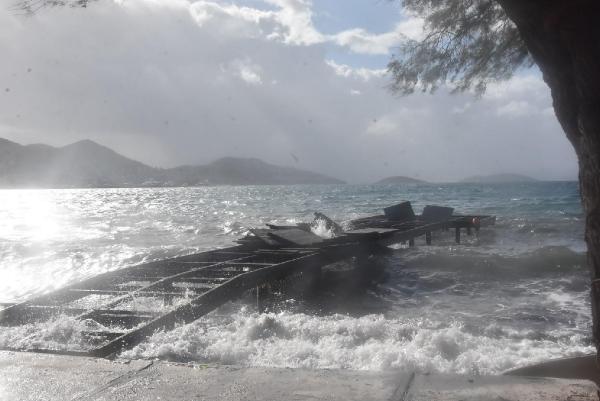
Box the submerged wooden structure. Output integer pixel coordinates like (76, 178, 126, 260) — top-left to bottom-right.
(0, 201, 494, 358)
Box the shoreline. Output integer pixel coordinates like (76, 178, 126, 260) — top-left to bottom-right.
(0, 351, 597, 401)
(505, 354, 599, 385)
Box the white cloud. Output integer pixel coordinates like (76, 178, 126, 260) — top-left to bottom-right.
(188, 0, 323, 45)
(331, 17, 424, 55)
(175, 0, 422, 56)
(231, 58, 263, 85)
(485, 75, 548, 101)
(326, 60, 386, 81)
(0, 0, 577, 182)
(481, 74, 553, 118)
(264, 0, 323, 45)
(191, 1, 273, 26)
(395, 16, 425, 41)
(496, 100, 538, 118)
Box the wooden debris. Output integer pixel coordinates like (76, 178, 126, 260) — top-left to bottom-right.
(383, 201, 415, 221)
(421, 205, 454, 222)
(268, 228, 325, 247)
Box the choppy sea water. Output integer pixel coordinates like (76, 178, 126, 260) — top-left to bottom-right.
(0, 182, 593, 374)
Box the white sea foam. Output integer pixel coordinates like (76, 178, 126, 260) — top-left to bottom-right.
(0, 315, 106, 352)
(311, 219, 336, 239)
(121, 307, 593, 375)
(0, 184, 592, 373)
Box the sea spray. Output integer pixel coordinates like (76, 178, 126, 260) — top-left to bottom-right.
(121, 307, 593, 374)
(0, 182, 591, 373)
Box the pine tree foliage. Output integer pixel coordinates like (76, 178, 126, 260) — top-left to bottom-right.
(389, 0, 533, 95)
(11, 0, 94, 15)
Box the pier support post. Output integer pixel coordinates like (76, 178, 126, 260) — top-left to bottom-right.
(467, 226, 472, 236)
(409, 238, 415, 247)
(425, 232, 432, 245)
(455, 227, 461, 244)
(256, 285, 267, 313)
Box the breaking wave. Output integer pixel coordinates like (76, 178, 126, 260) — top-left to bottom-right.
(122, 306, 593, 375)
(0, 182, 593, 374)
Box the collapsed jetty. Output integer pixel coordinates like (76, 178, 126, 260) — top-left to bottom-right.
(0, 201, 494, 358)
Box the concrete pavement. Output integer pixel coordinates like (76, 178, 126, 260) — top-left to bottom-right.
(0, 351, 596, 401)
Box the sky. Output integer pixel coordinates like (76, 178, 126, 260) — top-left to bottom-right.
(0, 0, 579, 183)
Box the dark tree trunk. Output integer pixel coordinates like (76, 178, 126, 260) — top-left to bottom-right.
(496, 0, 600, 359)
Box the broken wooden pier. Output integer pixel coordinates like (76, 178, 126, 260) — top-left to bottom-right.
(0, 201, 494, 358)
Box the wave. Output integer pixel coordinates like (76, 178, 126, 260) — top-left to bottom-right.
(0, 315, 106, 352)
(0, 184, 590, 373)
(398, 246, 587, 279)
(121, 306, 594, 375)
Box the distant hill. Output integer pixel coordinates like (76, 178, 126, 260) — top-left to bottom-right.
(167, 157, 345, 186)
(0, 138, 344, 188)
(374, 176, 428, 185)
(461, 173, 539, 183)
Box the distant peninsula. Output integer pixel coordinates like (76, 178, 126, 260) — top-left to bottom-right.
(460, 173, 538, 183)
(374, 176, 428, 185)
(0, 138, 344, 188)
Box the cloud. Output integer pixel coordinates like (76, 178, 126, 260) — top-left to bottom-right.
(496, 100, 538, 118)
(325, 60, 386, 81)
(0, 0, 578, 182)
(264, 0, 323, 45)
(171, 0, 419, 55)
(331, 17, 424, 55)
(484, 75, 549, 101)
(230, 58, 264, 85)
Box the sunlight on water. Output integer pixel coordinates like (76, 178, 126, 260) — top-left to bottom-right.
(0, 190, 63, 242)
(0, 182, 591, 374)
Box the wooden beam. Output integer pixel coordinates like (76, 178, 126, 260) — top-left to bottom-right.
(90, 252, 323, 357)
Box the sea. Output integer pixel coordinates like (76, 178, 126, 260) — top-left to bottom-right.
(0, 182, 593, 375)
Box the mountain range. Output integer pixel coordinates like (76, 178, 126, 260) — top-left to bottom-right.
(374, 173, 539, 185)
(460, 173, 538, 183)
(373, 176, 428, 185)
(0, 138, 344, 188)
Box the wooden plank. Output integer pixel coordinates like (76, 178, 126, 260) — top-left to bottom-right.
(265, 224, 298, 230)
(68, 289, 186, 297)
(348, 215, 390, 229)
(345, 228, 399, 235)
(421, 205, 454, 222)
(377, 220, 457, 246)
(81, 331, 125, 341)
(87, 311, 157, 328)
(172, 277, 228, 283)
(90, 252, 323, 357)
(383, 201, 415, 221)
(75, 255, 255, 321)
(0, 246, 250, 325)
(267, 228, 325, 247)
(249, 228, 284, 246)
